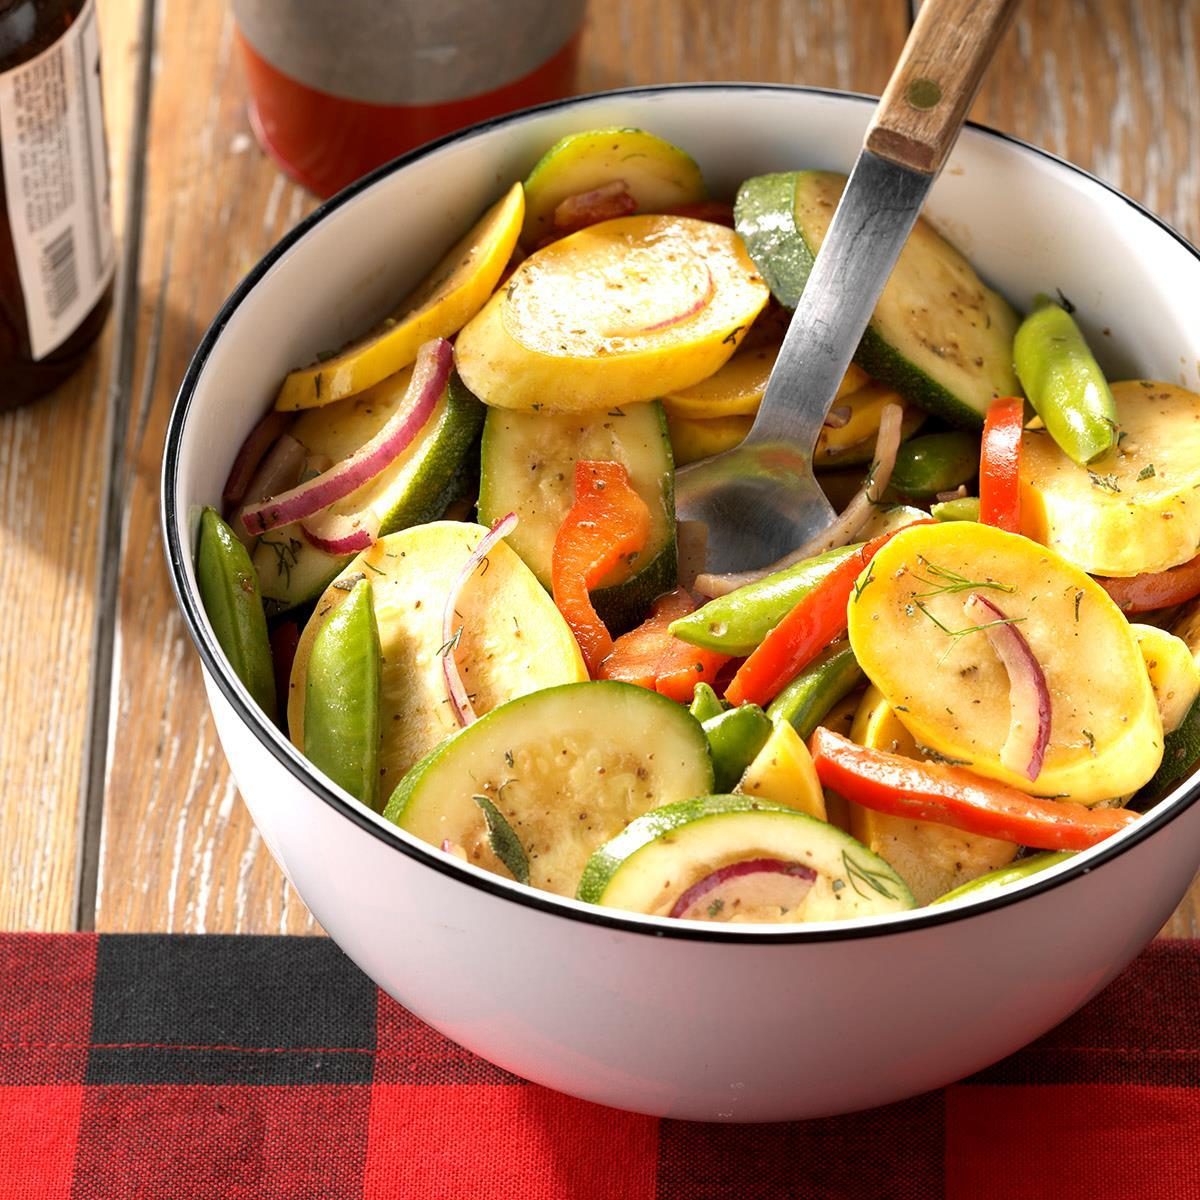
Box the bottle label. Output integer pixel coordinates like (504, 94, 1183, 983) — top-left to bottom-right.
(0, 0, 114, 361)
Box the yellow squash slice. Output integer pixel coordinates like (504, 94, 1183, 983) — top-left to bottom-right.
(520, 127, 706, 247)
(736, 718, 827, 821)
(1132, 624, 1200, 734)
(276, 183, 524, 410)
(846, 521, 1162, 802)
(289, 522, 587, 790)
(666, 412, 753, 466)
(846, 686, 1018, 905)
(1020, 381, 1200, 576)
(454, 214, 770, 412)
(660, 340, 780, 419)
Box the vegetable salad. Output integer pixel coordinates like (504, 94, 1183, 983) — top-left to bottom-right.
(197, 127, 1200, 924)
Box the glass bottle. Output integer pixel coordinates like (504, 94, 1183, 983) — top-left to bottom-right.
(0, 0, 114, 410)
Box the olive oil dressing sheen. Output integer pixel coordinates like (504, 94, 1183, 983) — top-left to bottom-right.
(0, 0, 113, 408)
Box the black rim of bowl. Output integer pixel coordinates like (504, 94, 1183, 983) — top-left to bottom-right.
(162, 82, 1200, 944)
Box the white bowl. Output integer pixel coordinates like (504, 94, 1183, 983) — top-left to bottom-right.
(163, 85, 1200, 1122)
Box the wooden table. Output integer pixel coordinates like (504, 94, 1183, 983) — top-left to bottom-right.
(4, 0, 1199, 935)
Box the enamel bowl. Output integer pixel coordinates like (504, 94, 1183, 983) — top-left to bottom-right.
(163, 85, 1200, 1122)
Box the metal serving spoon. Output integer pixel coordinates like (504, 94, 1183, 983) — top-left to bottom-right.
(675, 0, 1018, 577)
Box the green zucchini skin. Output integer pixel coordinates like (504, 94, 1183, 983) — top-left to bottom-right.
(1142, 692, 1200, 803)
(929, 851, 1074, 906)
(734, 170, 1021, 430)
(577, 794, 915, 920)
(253, 372, 485, 613)
(196, 507, 277, 714)
(383, 680, 714, 896)
(478, 400, 677, 636)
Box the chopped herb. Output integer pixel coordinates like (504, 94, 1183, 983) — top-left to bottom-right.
(911, 561, 1015, 598)
(478, 554, 490, 576)
(471, 795, 530, 884)
(331, 572, 366, 592)
(362, 561, 385, 575)
(504, 750, 515, 769)
(841, 850, 898, 900)
(721, 325, 746, 345)
(852, 562, 875, 602)
(1055, 287, 1076, 313)
(894, 705, 909, 713)
(1082, 729, 1095, 750)
(436, 627, 463, 657)
(607, 406, 626, 417)
(915, 600, 1026, 663)
(260, 535, 302, 587)
(832, 878, 845, 893)
(706, 898, 726, 918)
(1074, 589, 1084, 621)
(314, 347, 339, 364)
(1088, 471, 1121, 493)
(1138, 464, 1157, 481)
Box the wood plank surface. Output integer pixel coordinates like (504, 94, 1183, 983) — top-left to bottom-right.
(0, 0, 145, 931)
(4, 0, 1198, 936)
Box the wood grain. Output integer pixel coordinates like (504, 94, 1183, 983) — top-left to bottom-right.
(867, 0, 1019, 173)
(0, 0, 145, 931)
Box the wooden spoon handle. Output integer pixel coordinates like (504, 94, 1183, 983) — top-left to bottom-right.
(866, 0, 1019, 175)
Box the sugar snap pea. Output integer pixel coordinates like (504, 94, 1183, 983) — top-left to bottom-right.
(931, 495, 981, 522)
(196, 506, 276, 715)
(701, 704, 773, 792)
(670, 544, 862, 656)
(766, 642, 863, 738)
(889, 431, 979, 499)
(689, 682, 726, 723)
(1014, 295, 1118, 466)
(304, 577, 382, 809)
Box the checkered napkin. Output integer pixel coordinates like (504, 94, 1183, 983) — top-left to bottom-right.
(3, 934, 1199, 1199)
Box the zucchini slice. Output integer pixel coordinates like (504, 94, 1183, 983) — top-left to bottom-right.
(477, 400, 676, 633)
(276, 182, 524, 409)
(846, 686, 1018, 906)
(385, 681, 715, 896)
(845, 521, 1163, 802)
(253, 370, 484, 611)
(289, 522, 587, 791)
(521, 128, 706, 247)
(734, 170, 1020, 428)
(455, 215, 770, 412)
(577, 795, 915, 922)
(1020, 381, 1200, 576)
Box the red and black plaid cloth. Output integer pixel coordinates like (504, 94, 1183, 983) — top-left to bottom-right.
(2, 933, 1199, 1199)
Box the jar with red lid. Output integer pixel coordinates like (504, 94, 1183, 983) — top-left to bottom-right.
(234, 0, 587, 199)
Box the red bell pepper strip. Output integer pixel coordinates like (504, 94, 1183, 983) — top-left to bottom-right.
(979, 397, 1024, 532)
(1097, 552, 1200, 613)
(723, 521, 933, 708)
(598, 588, 731, 702)
(552, 461, 652, 675)
(810, 727, 1138, 851)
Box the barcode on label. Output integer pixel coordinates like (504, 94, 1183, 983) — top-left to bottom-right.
(41, 226, 80, 320)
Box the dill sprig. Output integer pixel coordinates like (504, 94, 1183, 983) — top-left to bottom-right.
(910, 560, 1016, 599)
(915, 600, 1026, 664)
(841, 850, 898, 900)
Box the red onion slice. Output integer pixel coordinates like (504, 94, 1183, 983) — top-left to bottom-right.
(964, 591, 1052, 781)
(668, 858, 817, 921)
(441, 513, 518, 727)
(301, 510, 381, 555)
(639, 265, 715, 333)
(552, 180, 638, 231)
(222, 409, 293, 507)
(228, 434, 307, 545)
(241, 337, 452, 536)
